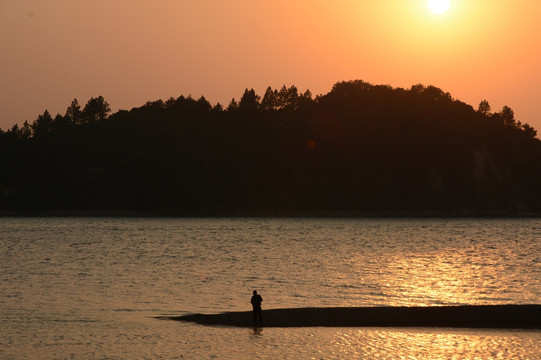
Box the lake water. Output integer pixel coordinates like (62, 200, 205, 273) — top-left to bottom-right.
(1, 217, 540, 359)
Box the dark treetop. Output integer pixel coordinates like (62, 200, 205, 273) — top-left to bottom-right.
(1, 81, 540, 216)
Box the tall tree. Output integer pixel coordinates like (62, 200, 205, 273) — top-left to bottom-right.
(238, 89, 260, 113)
(477, 99, 491, 115)
(279, 85, 300, 110)
(227, 98, 239, 112)
(65, 98, 82, 123)
(500, 106, 516, 127)
(261, 86, 277, 111)
(197, 96, 212, 112)
(20, 121, 32, 139)
(31, 110, 53, 138)
(82, 96, 111, 123)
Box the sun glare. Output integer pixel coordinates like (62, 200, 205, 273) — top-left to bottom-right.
(427, 0, 450, 14)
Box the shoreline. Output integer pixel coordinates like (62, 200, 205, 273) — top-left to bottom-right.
(161, 305, 541, 329)
(1, 210, 541, 218)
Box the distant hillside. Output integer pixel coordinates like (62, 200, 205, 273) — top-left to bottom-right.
(1, 80, 540, 216)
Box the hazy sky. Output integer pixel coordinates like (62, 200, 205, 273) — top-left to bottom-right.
(1, 0, 540, 132)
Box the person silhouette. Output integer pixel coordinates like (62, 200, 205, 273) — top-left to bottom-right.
(251, 290, 263, 324)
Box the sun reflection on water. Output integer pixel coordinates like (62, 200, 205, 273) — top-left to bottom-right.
(326, 328, 541, 360)
(348, 239, 531, 306)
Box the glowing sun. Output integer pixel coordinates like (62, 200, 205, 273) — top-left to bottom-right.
(427, 0, 450, 14)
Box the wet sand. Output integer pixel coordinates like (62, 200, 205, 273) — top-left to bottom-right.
(162, 305, 541, 329)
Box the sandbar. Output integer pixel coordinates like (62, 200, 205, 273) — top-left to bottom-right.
(160, 305, 541, 329)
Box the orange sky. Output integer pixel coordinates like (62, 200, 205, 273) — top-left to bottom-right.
(1, 0, 540, 133)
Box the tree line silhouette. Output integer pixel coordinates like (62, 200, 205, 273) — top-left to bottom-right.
(1, 80, 540, 215)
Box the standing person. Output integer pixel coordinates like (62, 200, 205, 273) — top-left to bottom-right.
(251, 290, 263, 324)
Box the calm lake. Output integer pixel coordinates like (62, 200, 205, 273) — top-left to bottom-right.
(1, 217, 540, 359)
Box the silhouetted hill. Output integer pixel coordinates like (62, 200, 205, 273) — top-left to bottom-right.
(1, 81, 540, 216)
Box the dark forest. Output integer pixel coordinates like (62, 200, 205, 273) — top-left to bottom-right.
(1, 80, 540, 216)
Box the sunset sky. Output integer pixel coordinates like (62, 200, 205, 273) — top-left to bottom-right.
(1, 0, 540, 133)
